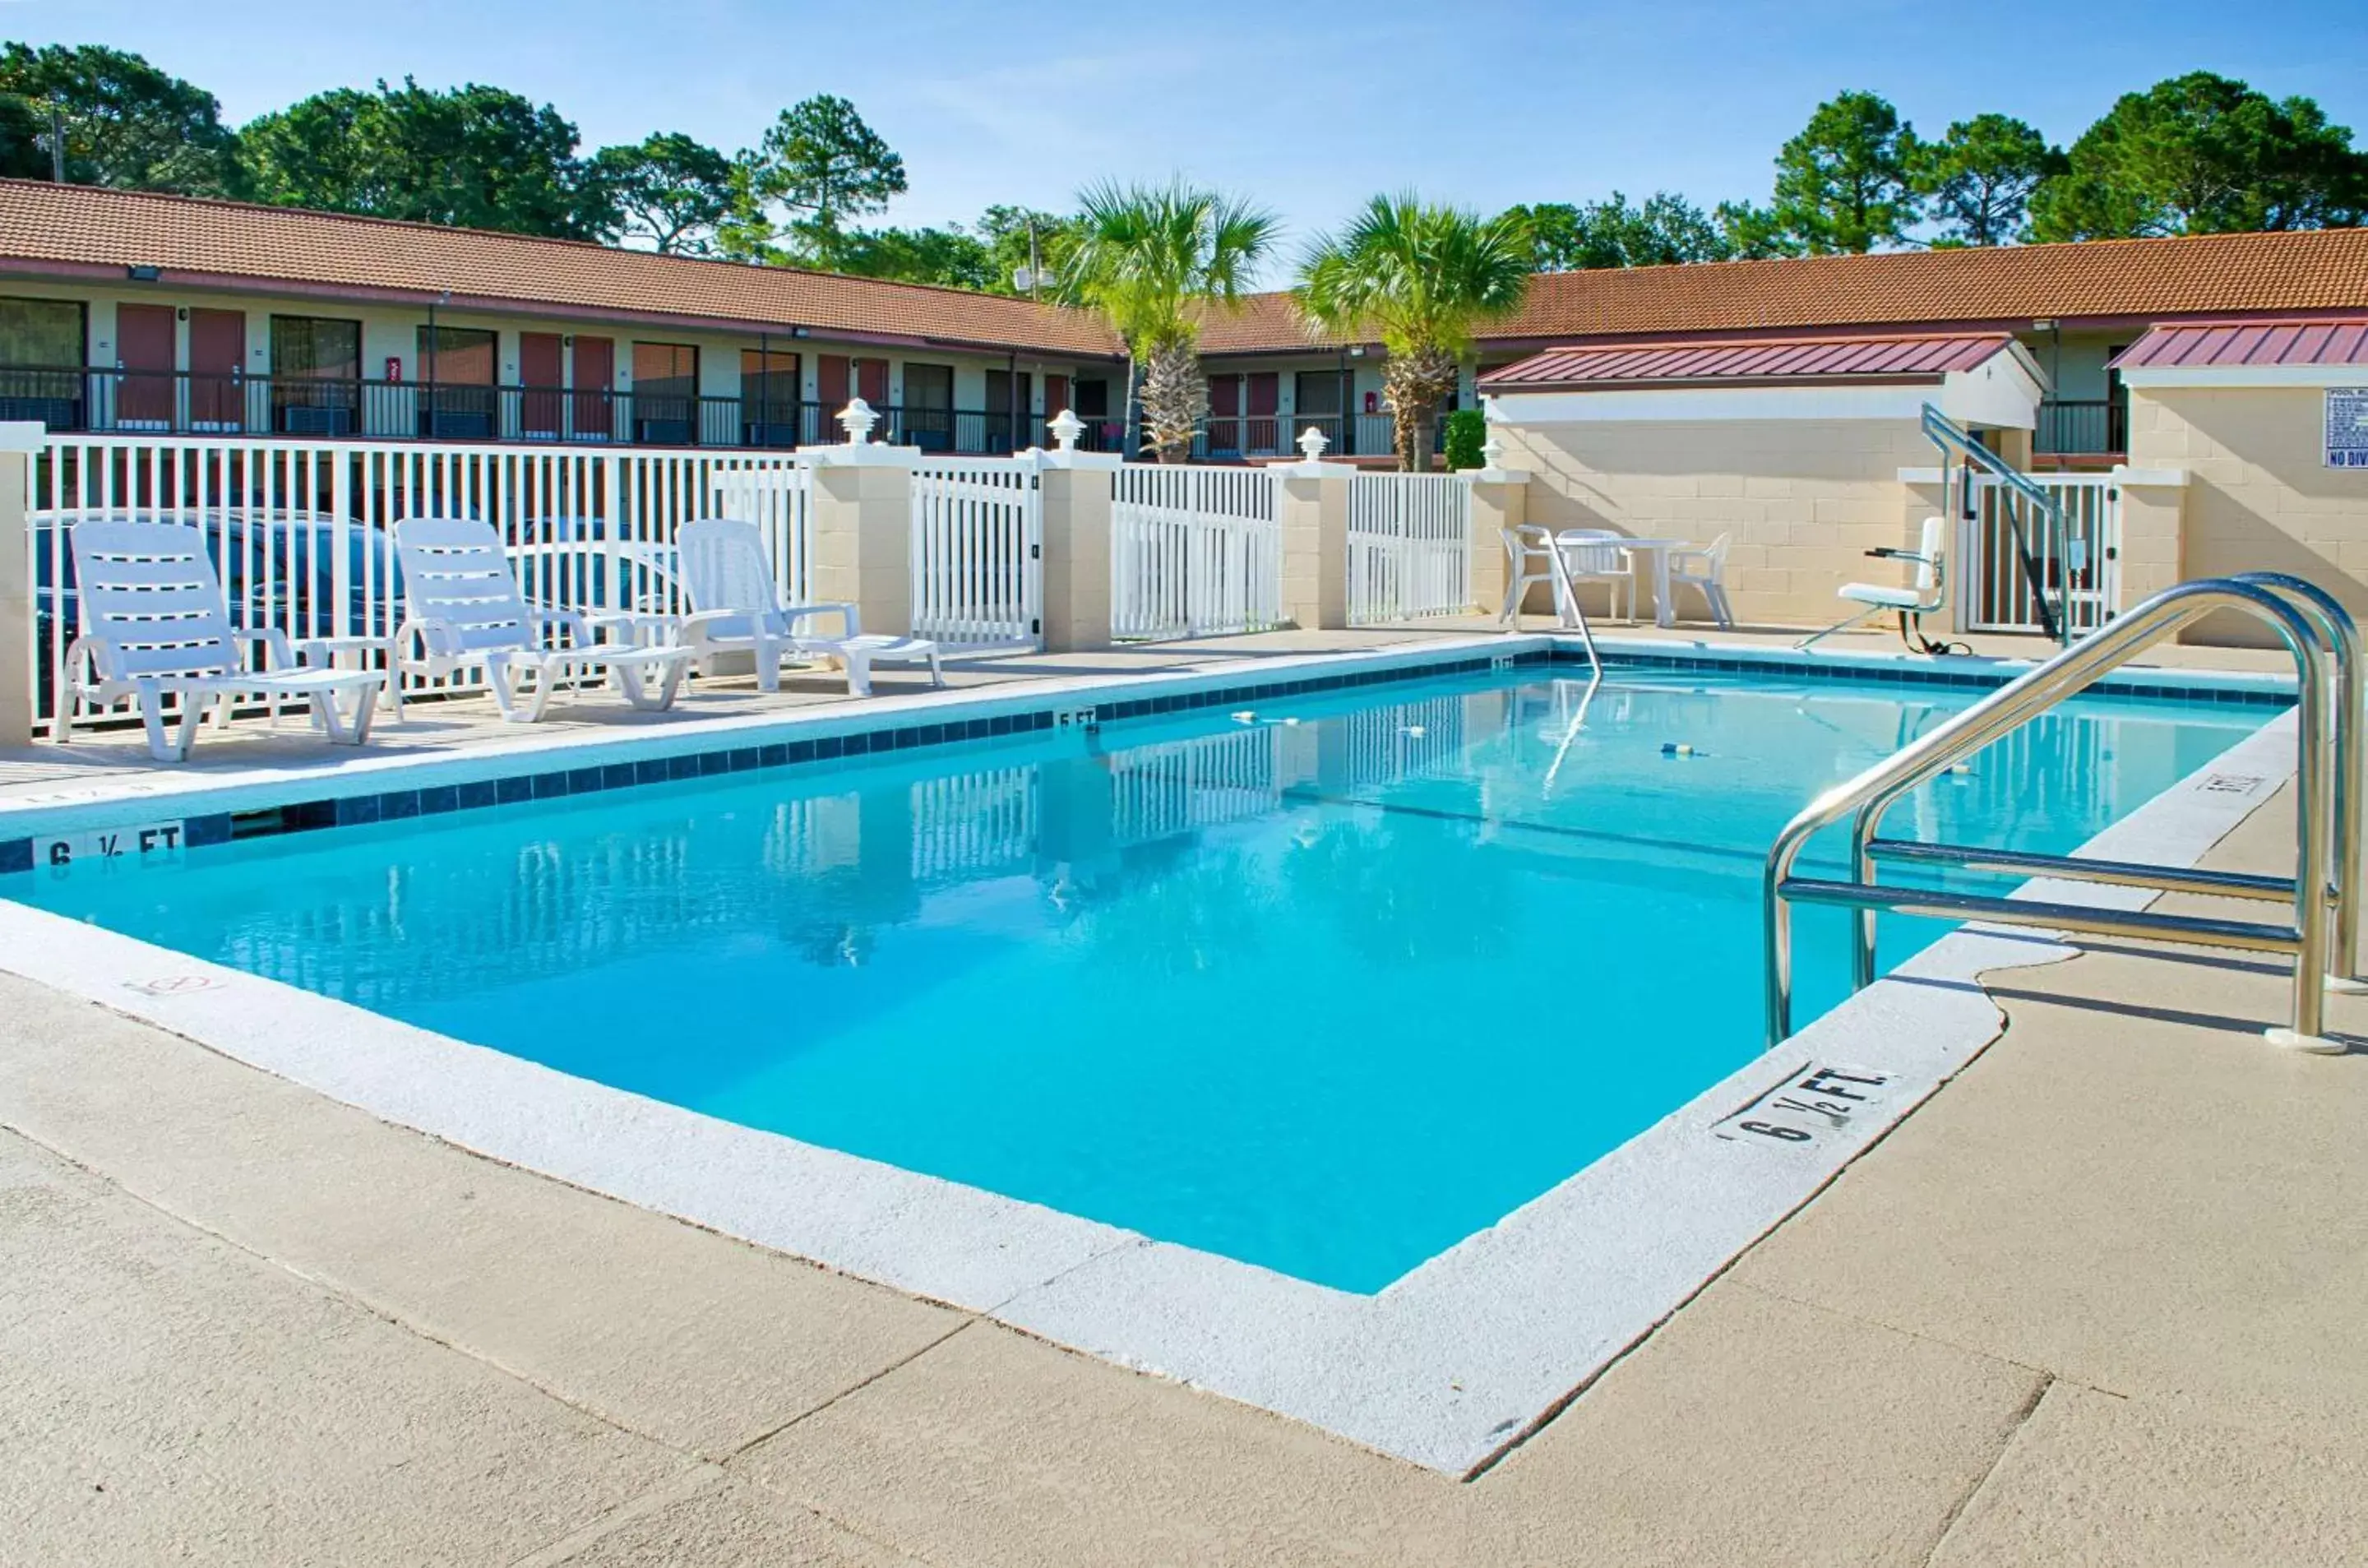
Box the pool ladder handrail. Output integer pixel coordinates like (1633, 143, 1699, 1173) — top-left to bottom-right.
(1764, 572, 2361, 1052)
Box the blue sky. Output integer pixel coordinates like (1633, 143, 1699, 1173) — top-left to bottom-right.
(10, 0, 2367, 277)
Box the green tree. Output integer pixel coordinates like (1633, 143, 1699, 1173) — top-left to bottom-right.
(1913, 113, 2066, 246)
(1713, 199, 1803, 259)
(240, 80, 606, 238)
(0, 92, 48, 179)
(1505, 192, 1732, 270)
(976, 205, 1083, 295)
(1058, 179, 1277, 464)
(732, 95, 907, 267)
(590, 132, 733, 254)
(836, 224, 999, 289)
(0, 42, 236, 193)
(1769, 90, 1922, 253)
(2030, 72, 2368, 239)
(1296, 194, 1532, 472)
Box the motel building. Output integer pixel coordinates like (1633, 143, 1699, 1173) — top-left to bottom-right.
(0, 178, 2363, 644)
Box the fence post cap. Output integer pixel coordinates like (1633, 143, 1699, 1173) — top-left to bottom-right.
(837, 398, 880, 444)
(1296, 425, 1330, 463)
(1048, 409, 1085, 452)
(0, 421, 44, 452)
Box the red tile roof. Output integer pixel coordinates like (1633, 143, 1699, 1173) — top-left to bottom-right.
(1479, 331, 2019, 391)
(2112, 317, 2368, 369)
(0, 179, 1125, 358)
(1203, 228, 2368, 355)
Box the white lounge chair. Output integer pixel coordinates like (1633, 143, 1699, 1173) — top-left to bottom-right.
(1798, 516, 1949, 650)
(1555, 529, 1635, 624)
(57, 520, 384, 762)
(1669, 532, 1737, 628)
(392, 516, 691, 723)
(676, 517, 943, 698)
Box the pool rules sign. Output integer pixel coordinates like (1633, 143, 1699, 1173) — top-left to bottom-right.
(2329, 388, 2368, 469)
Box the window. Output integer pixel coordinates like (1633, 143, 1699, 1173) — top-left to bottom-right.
(415, 326, 497, 438)
(0, 298, 85, 429)
(269, 316, 362, 437)
(1071, 378, 1109, 418)
(632, 342, 700, 443)
(740, 349, 801, 445)
(900, 362, 954, 451)
(415, 326, 496, 384)
(271, 316, 361, 381)
(0, 298, 85, 366)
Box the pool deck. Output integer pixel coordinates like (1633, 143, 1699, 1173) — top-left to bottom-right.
(2, 620, 2360, 1564)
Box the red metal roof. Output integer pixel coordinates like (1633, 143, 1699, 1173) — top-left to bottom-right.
(1478, 331, 2019, 391)
(2111, 318, 2368, 369)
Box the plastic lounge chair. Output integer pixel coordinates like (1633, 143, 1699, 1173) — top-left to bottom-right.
(1669, 531, 1737, 628)
(1554, 529, 1635, 624)
(1798, 516, 1949, 650)
(56, 520, 384, 762)
(392, 516, 691, 723)
(676, 517, 943, 698)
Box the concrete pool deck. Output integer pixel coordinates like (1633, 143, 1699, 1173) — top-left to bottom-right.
(2, 622, 2359, 1563)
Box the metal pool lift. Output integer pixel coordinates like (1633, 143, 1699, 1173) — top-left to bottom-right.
(1764, 572, 2361, 1054)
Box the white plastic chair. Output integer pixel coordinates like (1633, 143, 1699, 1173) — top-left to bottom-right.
(676, 518, 944, 697)
(57, 520, 383, 761)
(1500, 525, 1573, 627)
(1669, 532, 1737, 628)
(1798, 516, 1949, 650)
(392, 516, 691, 722)
(1554, 529, 1635, 624)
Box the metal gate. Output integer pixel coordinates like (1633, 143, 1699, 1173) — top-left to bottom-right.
(1959, 472, 2121, 637)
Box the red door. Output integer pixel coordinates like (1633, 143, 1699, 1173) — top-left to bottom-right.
(571, 336, 613, 440)
(1207, 374, 1241, 455)
(855, 358, 890, 406)
(116, 303, 175, 427)
(1246, 372, 1279, 454)
(1044, 373, 1070, 428)
(187, 309, 245, 430)
(816, 354, 850, 415)
(519, 332, 563, 437)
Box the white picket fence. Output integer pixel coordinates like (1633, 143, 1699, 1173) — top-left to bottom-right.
(26, 433, 809, 728)
(1348, 473, 1474, 624)
(909, 456, 1043, 652)
(1959, 472, 2121, 637)
(1110, 464, 1283, 641)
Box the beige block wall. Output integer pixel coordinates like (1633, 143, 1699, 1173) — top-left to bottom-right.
(1492, 417, 1945, 629)
(2128, 386, 2368, 647)
(807, 462, 913, 636)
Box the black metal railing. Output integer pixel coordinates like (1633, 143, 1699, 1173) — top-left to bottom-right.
(0, 366, 1125, 456)
(2035, 397, 2128, 457)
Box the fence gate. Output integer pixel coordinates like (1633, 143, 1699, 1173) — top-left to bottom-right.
(1110, 464, 1283, 640)
(1347, 473, 1474, 624)
(1959, 473, 2121, 637)
(908, 457, 1043, 652)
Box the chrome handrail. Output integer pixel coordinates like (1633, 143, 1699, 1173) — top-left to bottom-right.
(1764, 575, 2351, 1052)
(1922, 405, 2068, 645)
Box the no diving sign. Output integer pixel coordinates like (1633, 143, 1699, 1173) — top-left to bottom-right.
(2329, 388, 2368, 469)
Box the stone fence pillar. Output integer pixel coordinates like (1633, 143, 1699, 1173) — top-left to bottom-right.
(1279, 449, 1355, 631)
(1037, 442, 1121, 654)
(0, 422, 46, 747)
(1466, 467, 1529, 622)
(805, 400, 920, 637)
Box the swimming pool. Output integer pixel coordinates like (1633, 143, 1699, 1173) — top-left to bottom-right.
(6, 661, 2266, 1293)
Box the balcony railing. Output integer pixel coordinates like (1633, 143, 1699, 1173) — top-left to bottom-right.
(2035, 397, 2128, 458)
(1173, 410, 1445, 462)
(0, 366, 1127, 456)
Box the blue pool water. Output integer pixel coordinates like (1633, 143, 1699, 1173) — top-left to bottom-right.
(7, 667, 2265, 1292)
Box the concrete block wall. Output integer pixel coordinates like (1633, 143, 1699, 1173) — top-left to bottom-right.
(2128, 386, 2368, 647)
(1491, 417, 1943, 629)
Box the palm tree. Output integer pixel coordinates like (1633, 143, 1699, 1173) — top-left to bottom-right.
(1058, 179, 1277, 464)
(1294, 195, 1532, 471)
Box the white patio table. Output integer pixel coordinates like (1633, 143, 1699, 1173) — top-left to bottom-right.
(1552, 536, 1692, 629)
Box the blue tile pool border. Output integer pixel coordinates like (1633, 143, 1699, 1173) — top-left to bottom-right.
(0, 635, 2290, 873)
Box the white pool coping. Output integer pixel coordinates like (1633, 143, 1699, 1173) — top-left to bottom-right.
(0, 640, 2301, 1475)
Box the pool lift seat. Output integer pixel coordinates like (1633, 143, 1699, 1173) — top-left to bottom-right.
(1798, 516, 1948, 651)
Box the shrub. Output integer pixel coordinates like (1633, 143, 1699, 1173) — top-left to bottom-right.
(1442, 408, 1487, 470)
